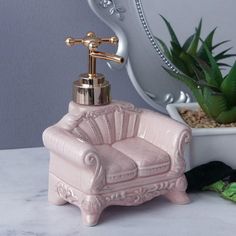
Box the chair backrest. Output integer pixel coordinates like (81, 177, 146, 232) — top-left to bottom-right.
(72, 103, 142, 145)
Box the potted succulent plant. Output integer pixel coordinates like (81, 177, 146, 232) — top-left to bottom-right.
(156, 16, 235, 78)
(158, 16, 236, 170)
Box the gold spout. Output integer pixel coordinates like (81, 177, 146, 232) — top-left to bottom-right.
(90, 51, 124, 64)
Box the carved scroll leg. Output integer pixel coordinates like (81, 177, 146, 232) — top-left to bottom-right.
(165, 175, 190, 205)
(80, 195, 105, 226)
(48, 173, 67, 205)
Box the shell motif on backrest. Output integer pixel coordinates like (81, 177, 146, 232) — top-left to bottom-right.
(71, 103, 142, 145)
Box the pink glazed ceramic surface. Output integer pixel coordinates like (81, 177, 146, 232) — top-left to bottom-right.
(43, 101, 191, 226)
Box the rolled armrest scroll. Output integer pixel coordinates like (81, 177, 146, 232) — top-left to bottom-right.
(43, 126, 96, 166)
(43, 126, 106, 192)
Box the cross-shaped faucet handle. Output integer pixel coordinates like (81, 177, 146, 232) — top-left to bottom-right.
(65, 31, 119, 49)
(65, 32, 124, 76)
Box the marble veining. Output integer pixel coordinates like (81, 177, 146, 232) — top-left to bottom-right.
(0, 148, 236, 235)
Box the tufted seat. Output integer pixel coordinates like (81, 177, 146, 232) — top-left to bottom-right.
(43, 101, 191, 226)
(112, 137, 170, 177)
(94, 144, 137, 184)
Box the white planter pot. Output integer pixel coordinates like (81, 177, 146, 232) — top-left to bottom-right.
(166, 102, 236, 170)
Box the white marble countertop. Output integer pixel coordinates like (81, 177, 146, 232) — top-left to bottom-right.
(0, 147, 236, 236)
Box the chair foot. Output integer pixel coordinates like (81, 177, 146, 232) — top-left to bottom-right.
(81, 212, 102, 227)
(80, 195, 104, 226)
(165, 191, 190, 205)
(48, 175, 67, 206)
(165, 175, 190, 204)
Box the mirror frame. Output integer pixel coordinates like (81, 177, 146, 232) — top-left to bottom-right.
(88, 0, 193, 113)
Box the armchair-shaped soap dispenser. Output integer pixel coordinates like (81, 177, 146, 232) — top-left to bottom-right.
(43, 31, 190, 227)
(65, 31, 124, 105)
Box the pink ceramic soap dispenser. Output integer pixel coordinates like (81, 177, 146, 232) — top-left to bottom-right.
(43, 32, 190, 226)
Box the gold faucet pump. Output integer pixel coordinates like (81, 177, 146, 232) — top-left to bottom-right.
(65, 32, 124, 105)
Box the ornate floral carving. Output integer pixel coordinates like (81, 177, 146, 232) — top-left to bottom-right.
(57, 182, 78, 203)
(173, 129, 191, 174)
(99, 0, 126, 21)
(99, 0, 112, 8)
(105, 181, 176, 205)
(164, 90, 192, 104)
(52, 173, 188, 226)
(175, 175, 188, 192)
(76, 103, 140, 123)
(73, 127, 91, 143)
(81, 195, 104, 214)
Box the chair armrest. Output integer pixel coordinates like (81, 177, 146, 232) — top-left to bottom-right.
(42, 126, 105, 191)
(138, 109, 191, 173)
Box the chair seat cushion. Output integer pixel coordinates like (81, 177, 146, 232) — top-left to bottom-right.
(94, 145, 138, 184)
(112, 137, 170, 177)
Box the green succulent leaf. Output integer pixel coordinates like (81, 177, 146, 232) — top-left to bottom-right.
(192, 65, 204, 81)
(159, 15, 181, 47)
(171, 56, 189, 75)
(204, 27, 217, 49)
(163, 67, 196, 87)
(215, 53, 236, 61)
(200, 40, 223, 86)
(216, 47, 233, 55)
(170, 41, 182, 56)
(182, 34, 195, 51)
(197, 80, 221, 92)
(163, 67, 203, 102)
(217, 62, 231, 68)
(154, 36, 172, 59)
(214, 47, 235, 60)
(220, 61, 236, 106)
(179, 51, 196, 77)
(197, 27, 216, 61)
(216, 107, 236, 123)
(212, 40, 230, 50)
(186, 19, 202, 56)
(202, 87, 228, 118)
(195, 58, 219, 87)
(170, 42, 193, 74)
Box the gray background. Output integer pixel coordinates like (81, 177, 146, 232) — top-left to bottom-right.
(0, 0, 149, 149)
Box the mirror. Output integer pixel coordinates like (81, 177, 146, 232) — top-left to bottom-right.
(88, 0, 236, 113)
